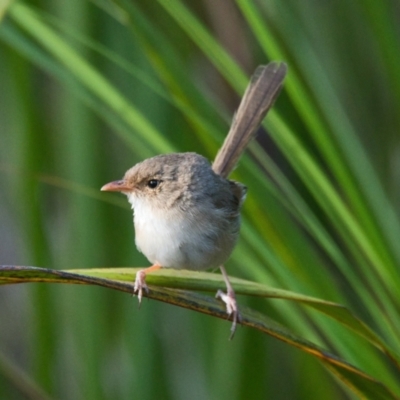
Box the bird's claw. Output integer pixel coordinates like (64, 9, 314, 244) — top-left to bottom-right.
(216, 289, 242, 339)
(134, 270, 149, 304)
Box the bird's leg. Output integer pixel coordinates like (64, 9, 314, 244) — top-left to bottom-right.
(216, 265, 241, 339)
(134, 263, 161, 303)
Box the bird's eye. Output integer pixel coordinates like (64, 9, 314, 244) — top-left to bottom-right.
(147, 179, 160, 189)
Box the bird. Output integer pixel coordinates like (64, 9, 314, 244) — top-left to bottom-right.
(101, 61, 287, 337)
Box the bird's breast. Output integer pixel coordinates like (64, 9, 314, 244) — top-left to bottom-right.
(131, 198, 239, 270)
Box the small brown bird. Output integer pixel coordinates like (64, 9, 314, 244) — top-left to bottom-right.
(102, 62, 287, 336)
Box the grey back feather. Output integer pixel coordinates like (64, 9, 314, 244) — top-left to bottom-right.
(212, 62, 287, 178)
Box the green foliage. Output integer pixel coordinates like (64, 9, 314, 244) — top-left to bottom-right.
(1, 1, 400, 399)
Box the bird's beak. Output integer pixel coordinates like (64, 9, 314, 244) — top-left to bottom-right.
(101, 180, 130, 192)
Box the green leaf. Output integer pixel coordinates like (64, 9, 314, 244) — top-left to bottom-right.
(7, 2, 174, 155)
(1, 264, 399, 400)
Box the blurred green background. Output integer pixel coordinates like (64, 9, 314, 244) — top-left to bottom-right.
(1, 1, 400, 399)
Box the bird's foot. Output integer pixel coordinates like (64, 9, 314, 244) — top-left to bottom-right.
(133, 264, 161, 303)
(134, 269, 149, 303)
(216, 289, 241, 340)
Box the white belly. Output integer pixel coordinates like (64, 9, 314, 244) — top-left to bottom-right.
(128, 189, 237, 270)
(127, 192, 237, 270)
(133, 201, 189, 267)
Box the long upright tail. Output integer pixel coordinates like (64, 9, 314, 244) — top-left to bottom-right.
(212, 62, 287, 178)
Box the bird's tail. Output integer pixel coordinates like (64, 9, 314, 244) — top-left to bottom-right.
(212, 61, 287, 178)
